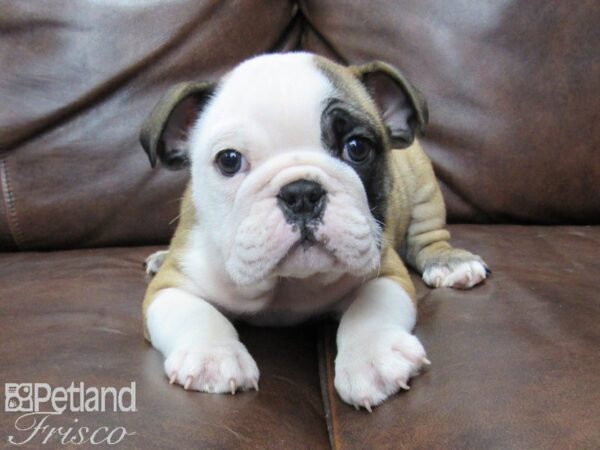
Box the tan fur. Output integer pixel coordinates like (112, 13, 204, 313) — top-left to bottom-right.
(378, 141, 452, 303)
(142, 186, 195, 340)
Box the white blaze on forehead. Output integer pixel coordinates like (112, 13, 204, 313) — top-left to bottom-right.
(196, 52, 333, 154)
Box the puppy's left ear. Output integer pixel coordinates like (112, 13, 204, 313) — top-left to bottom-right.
(352, 61, 428, 148)
(140, 82, 215, 170)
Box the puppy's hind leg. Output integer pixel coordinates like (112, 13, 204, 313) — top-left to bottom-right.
(404, 151, 489, 290)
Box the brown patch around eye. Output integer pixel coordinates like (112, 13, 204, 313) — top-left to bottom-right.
(319, 99, 389, 230)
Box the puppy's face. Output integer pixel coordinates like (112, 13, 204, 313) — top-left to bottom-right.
(141, 53, 427, 287)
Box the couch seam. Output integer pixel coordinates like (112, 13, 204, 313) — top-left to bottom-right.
(0, 157, 23, 248)
(318, 323, 342, 450)
(297, 1, 348, 63)
(267, 1, 304, 53)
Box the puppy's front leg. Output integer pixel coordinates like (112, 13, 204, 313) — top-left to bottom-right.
(404, 146, 489, 289)
(146, 288, 259, 393)
(335, 276, 429, 411)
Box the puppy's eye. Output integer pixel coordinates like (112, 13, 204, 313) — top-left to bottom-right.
(342, 137, 374, 165)
(215, 149, 248, 176)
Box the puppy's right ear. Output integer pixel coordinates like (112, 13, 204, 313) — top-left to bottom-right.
(140, 82, 215, 170)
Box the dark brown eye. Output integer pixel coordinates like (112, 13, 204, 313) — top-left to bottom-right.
(215, 149, 247, 176)
(342, 137, 373, 165)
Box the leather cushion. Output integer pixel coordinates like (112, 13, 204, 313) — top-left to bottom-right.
(319, 225, 600, 449)
(0, 246, 329, 449)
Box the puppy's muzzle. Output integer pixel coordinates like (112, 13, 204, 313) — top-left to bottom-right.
(277, 180, 327, 243)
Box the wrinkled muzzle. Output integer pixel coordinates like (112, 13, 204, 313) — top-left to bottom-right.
(223, 152, 382, 286)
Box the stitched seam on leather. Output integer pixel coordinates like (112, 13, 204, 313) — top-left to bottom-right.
(0, 157, 23, 248)
(319, 324, 342, 450)
(318, 327, 334, 449)
(327, 330, 342, 450)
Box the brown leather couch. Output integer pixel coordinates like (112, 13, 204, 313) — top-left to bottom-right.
(1, 1, 598, 448)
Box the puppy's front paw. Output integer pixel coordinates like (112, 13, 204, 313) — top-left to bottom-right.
(164, 338, 259, 394)
(422, 257, 489, 289)
(334, 329, 429, 411)
(144, 250, 168, 277)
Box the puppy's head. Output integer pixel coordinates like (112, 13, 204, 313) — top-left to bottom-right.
(141, 53, 427, 286)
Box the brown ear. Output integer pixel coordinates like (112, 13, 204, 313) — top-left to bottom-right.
(352, 61, 428, 148)
(139, 82, 215, 169)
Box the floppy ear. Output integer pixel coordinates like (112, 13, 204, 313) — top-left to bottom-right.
(139, 82, 215, 169)
(352, 61, 428, 148)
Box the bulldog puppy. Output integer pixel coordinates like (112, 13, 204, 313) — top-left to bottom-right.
(140, 52, 488, 411)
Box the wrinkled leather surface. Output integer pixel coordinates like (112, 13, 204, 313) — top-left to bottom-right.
(320, 225, 600, 450)
(0, 246, 329, 449)
(1, 1, 599, 251)
(0, 227, 597, 448)
(301, 0, 600, 224)
(0, 0, 299, 250)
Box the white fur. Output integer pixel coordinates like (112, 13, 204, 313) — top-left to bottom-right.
(144, 250, 167, 276)
(422, 260, 487, 289)
(335, 278, 428, 409)
(147, 288, 259, 393)
(174, 53, 382, 315)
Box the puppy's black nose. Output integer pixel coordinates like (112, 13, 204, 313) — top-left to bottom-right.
(277, 180, 326, 222)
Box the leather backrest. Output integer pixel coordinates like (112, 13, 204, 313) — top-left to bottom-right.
(0, 1, 597, 250)
(0, 0, 300, 250)
(301, 0, 600, 224)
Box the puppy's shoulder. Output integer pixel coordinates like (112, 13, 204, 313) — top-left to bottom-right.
(153, 184, 197, 281)
(389, 140, 439, 199)
(390, 140, 434, 179)
(143, 185, 196, 319)
(166, 185, 196, 251)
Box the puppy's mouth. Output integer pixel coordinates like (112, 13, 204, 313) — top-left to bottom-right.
(294, 223, 320, 249)
(275, 234, 338, 279)
(226, 172, 382, 285)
